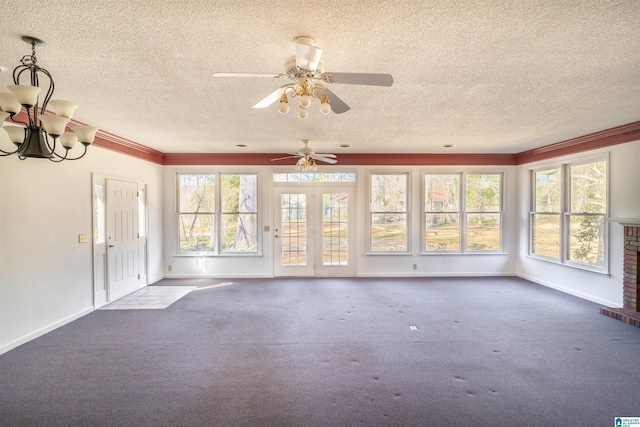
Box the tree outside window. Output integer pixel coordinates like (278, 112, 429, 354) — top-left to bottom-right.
(370, 173, 408, 252)
(177, 173, 259, 254)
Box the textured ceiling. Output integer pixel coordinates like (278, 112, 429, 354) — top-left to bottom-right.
(1, 0, 639, 155)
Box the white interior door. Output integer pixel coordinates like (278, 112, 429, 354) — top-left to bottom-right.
(106, 179, 139, 300)
(274, 185, 355, 277)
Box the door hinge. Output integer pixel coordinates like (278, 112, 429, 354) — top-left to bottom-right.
(138, 274, 141, 279)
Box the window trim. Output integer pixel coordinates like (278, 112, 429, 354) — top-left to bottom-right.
(175, 171, 261, 257)
(368, 171, 411, 254)
(528, 154, 609, 274)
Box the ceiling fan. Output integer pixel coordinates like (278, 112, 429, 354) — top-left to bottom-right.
(271, 139, 337, 170)
(213, 36, 393, 118)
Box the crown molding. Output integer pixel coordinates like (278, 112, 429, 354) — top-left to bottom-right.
(163, 152, 517, 166)
(5, 110, 639, 167)
(515, 120, 640, 164)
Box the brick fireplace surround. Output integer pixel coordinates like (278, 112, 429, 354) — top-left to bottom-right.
(601, 225, 640, 327)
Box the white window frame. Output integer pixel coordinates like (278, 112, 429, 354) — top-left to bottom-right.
(368, 171, 411, 254)
(176, 171, 261, 256)
(422, 171, 504, 254)
(528, 154, 609, 274)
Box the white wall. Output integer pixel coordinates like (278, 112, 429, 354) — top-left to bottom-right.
(516, 140, 640, 307)
(0, 142, 164, 354)
(163, 165, 518, 278)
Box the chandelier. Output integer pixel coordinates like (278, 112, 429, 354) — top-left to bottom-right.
(277, 76, 331, 119)
(0, 36, 98, 161)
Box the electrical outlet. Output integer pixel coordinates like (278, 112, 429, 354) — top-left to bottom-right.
(412, 263, 417, 270)
(78, 234, 89, 243)
(167, 265, 172, 272)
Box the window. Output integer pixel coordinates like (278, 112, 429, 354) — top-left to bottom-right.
(370, 173, 408, 252)
(273, 171, 356, 182)
(466, 174, 502, 252)
(177, 173, 259, 254)
(531, 168, 561, 259)
(424, 174, 460, 251)
(178, 174, 216, 252)
(530, 159, 607, 270)
(423, 173, 503, 253)
(220, 174, 258, 253)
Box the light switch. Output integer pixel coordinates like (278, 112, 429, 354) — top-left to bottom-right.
(78, 234, 89, 243)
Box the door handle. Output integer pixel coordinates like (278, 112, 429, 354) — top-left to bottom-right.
(108, 244, 115, 248)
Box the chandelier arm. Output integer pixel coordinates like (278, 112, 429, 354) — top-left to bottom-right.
(8, 114, 29, 127)
(58, 144, 88, 161)
(0, 147, 21, 156)
(44, 132, 58, 154)
(311, 86, 326, 99)
(37, 67, 55, 115)
(48, 149, 69, 162)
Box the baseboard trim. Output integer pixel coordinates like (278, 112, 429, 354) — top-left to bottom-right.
(162, 273, 273, 279)
(0, 306, 95, 356)
(516, 272, 622, 307)
(356, 272, 516, 278)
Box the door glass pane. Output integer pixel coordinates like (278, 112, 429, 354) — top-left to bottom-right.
(281, 194, 307, 266)
(93, 184, 105, 244)
(322, 193, 348, 266)
(138, 188, 146, 237)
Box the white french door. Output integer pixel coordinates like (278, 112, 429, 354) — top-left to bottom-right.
(274, 185, 355, 277)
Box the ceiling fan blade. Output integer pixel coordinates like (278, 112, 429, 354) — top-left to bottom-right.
(270, 155, 301, 161)
(296, 42, 323, 71)
(322, 72, 394, 87)
(314, 153, 337, 159)
(213, 72, 284, 78)
(312, 155, 338, 164)
(321, 88, 350, 114)
(253, 87, 286, 109)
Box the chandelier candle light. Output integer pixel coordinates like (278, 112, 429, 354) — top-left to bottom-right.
(0, 36, 98, 161)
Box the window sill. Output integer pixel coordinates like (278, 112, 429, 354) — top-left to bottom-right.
(174, 252, 263, 257)
(421, 251, 508, 255)
(526, 254, 610, 276)
(366, 252, 413, 256)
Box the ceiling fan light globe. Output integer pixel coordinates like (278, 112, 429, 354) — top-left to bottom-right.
(300, 94, 311, 108)
(278, 101, 289, 114)
(298, 106, 308, 119)
(320, 102, 331, 114)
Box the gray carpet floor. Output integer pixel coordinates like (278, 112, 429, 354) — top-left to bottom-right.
(1, 277, 639, 426)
